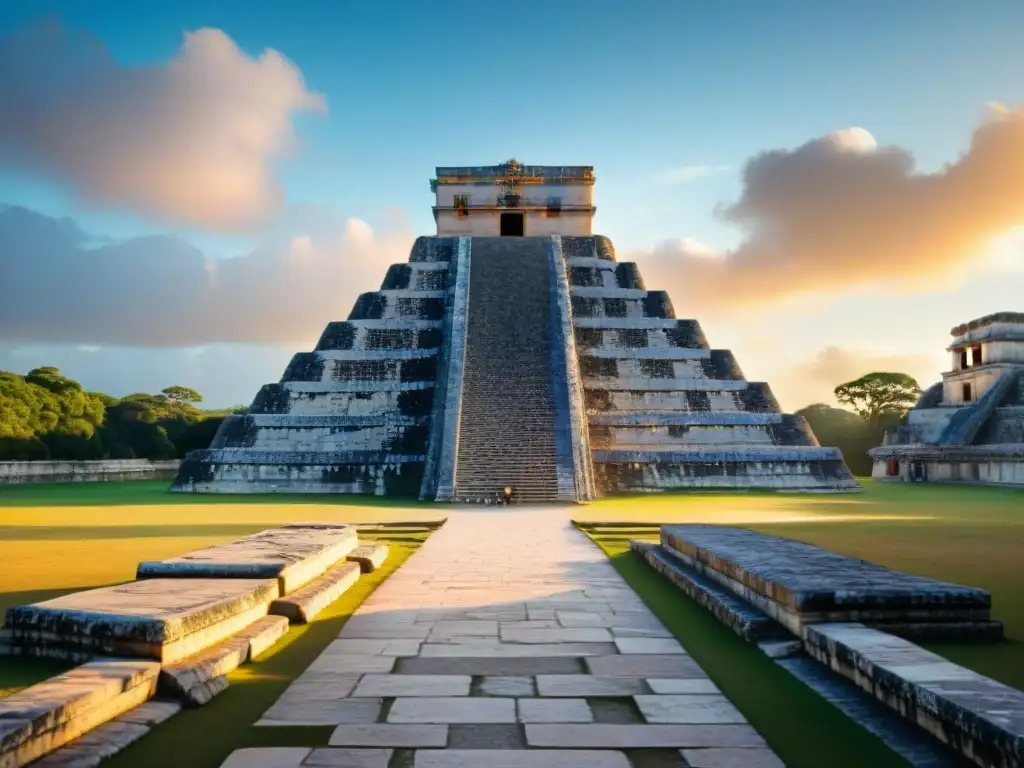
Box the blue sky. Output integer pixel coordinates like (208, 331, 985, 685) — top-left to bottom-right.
(1, 0, 1022, 408)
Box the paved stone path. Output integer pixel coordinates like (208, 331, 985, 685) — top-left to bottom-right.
(223, 509, 785, 767)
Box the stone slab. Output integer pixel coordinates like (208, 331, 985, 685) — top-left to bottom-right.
(258, 698, 383, 726)
(347, 543, 389, 573)
(647, 679, 721, 695)
(327, 724, 449, 748)
(418, 642, 615, 658)
(662, 525, 991, 617)
(305, 749, 392, 767)
(585, 655, 707, 679)
(302, 655, 396, 675)
(631, 542, 783, 642)
(245, 615, 291, 659)
(536, 675, 650, 697)
(804, 622, 1024, 768)
(412, 750, 631, 768)
(517, 698, 593, 723)
(525, 723, 767, 749)
(499, 628, 612, 644)
(613, 637, 686, 655)
(3, 579, 278, 662)
(32, 721, 149, 767)
(270, 563, 361, 624)
(137, 523, 358, 594)
(0, 660, 159, 767)
(220, 747, 310, 767)
(395, 659, 585, 675)
(634, 695, 746, 724)
(681, 748, 787, 768)
(351, 675, 470, 698)
(476, 676, 534, 697)
(387, 697, 516, 724)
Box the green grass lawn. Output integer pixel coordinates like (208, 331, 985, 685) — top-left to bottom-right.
(578, 479, 1024, 691)
(0, 480, 442, 702)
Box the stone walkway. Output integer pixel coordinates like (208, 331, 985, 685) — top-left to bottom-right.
(223, 509, 785, 767)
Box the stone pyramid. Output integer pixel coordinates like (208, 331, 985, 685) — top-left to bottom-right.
(173, 234, 857, 499)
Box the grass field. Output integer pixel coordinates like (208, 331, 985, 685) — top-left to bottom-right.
(0, 478, 1020, 765)
(580, 480, 1024, 690)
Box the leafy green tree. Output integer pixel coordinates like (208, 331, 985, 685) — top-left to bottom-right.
(161, 386, 203, 405)
(834, 372, 920, 443)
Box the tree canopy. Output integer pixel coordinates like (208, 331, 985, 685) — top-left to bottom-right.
(834, 372, 921, 423)
(0, 366, 242, 461)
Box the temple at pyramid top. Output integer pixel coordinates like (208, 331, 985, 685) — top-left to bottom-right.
(432, 159, 596, 237)
(173, 160, 858, 499)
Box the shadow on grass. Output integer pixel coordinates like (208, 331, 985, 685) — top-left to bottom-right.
(0, 480, 433, 508)
(587, 531, 911, 768)
(102, 535, 426, 768)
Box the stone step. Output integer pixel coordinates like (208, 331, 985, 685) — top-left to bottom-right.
(347, 543, 389, 573)
(630, 542, 788, 644)
(805, 623, 1024, 768)
(270, 562, 362, 624)
(136, 524, 359, 595)
(159, 615, 289, 706)
(0, 660, 160, 767)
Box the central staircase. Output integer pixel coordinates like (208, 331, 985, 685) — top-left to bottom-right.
(453, 237, 561, 502)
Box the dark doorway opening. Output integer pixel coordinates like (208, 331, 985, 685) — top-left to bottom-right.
(500, 212, 524, 236)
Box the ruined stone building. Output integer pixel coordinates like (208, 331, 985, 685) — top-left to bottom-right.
(173, 160, 857, 500)
(871, 312, 1024, 486)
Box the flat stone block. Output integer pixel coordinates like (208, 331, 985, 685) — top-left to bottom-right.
(347, 543, 389, 573)
(804, 622, 1024, 768)
(536, 675, 649, 697)
(184, 675, 229, 707)
(352, 675, 470, 697)
(395, 657, 582, 676)
(419, 642, 615, 658)
(321, 639, 421, 656)
(34, 720, 150, 767)
(115, 700, 181, 727)
(160, 636, 248, 704)
(0, 660, 159, 767)
(517, 698, 593, 723)
(387, 697, 515, 724)
(305, 748, 393, 767)
(3, 579, 278, 662)
(426, 621, 499, 638)
(137, 523, 358, 594)
(328, 724, 448, 748)
(647, 679, 721, 695)
(634, 695, 746, 724)
(500, 628, 612, 644)
(681, 747, 786, 768)
(275, 678, 361, 701)
(258, 698, 382, 726)
(303, 655, 396, 675)
(270, 563, 361, 624)
(613, 638, 686, 655)
(661, 525, 991, 618)
(244, 615, 291, 660)
(339, 625, 432, 640)
(586, 655, 707, 679)
(220, 747, 310, 767)
(412, 750, 631, 768)
(525, 723, 767, 749)
(476, 676, 534, 697)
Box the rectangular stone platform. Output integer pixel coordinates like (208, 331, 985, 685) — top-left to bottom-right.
(805, 623, 1024, 768)
(2, 578, 278, 663)
(136, 523, 358, 594)
(0, 659, 159, 768)
(661, 525, 997, 637)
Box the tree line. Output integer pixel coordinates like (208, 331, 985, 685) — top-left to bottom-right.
(798, 371, 922, 476)
(0, 366, 923, 474)
(0, 367, 245, 462)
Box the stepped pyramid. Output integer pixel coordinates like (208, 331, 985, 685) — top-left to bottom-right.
(174, 161, 857, 499)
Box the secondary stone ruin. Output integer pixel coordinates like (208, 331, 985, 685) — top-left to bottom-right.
(173, 160, 857, 500)
(0, 523, 390, 767)
(632, 524, 1023, 768)
(871, 311, 1024, 486)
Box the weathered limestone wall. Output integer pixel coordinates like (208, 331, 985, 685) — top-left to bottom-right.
(0, 460, 179, 485)
(435, 210, 592, 237)
(172, 236, 458, 495)
(565, 235, 857, 493)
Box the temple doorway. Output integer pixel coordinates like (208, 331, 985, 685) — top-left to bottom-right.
(500, 212, 524, 236)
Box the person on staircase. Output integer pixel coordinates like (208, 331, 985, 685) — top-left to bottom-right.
(503, 486, 513, 505)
